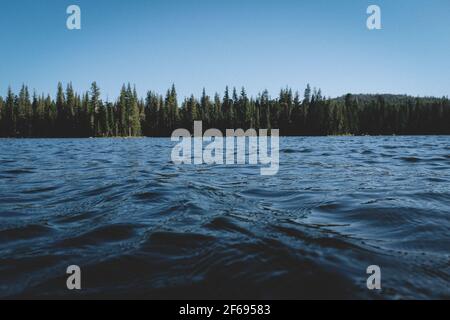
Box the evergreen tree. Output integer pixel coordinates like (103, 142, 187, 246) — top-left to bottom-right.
(128, 85, 141, 136)
(65, 83, 76, 136)
(222, 86, 233, 130)
(0, 83, 449, 137)
(165, 84, 179, 133)
(17, 85, 32, 137)
(55, 82, 66, 136)
(89, 82, 101, 136)
(2, 87, 16, 137)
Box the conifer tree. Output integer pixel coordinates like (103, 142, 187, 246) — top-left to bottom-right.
(3, 87, 16, 137)
(0, 83, 449, 137)
(89, 82, 101, 136)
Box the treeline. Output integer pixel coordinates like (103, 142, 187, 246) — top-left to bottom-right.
(0, 82, 449, 137)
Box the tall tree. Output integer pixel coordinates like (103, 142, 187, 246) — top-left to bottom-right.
(89, 82, 101, 136)
(17, 85, 32, 137)
(0, 83, 449, 137)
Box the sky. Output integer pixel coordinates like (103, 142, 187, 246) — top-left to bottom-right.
(0, 0, 449, 100)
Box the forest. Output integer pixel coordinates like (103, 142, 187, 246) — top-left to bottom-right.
(0, 82, 449, 137)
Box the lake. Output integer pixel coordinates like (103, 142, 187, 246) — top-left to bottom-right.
(0, 136, 449, 299)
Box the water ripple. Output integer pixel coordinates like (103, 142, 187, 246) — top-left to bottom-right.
(0, 136, 449, 299)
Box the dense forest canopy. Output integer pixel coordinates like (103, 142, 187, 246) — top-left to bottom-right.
(0, 82, 449, 137)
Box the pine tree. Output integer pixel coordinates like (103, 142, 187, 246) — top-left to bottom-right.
(55, 82, 66, 136)
(128, 85, 141, 136)
(65, 83, 76, 136)
(259, 90, 271, 131)
(17, 85, 32, 137)
(143, 91, 161, 136)
(213, 93, 221, 128)
(89, 82, 101, 136)
(0, 83, 449, 137)
(200, 88, 213, 128)
(222, 86, 233, 130)
(184, 95, 200, 131)
(79, 93, 90, 137)
(165, 84, 179, 133)
(3, 87, 16, 137)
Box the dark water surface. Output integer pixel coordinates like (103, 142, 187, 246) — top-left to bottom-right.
(0, 136, 449, 299)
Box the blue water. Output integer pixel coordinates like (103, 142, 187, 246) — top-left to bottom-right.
(0, 136, 449, 299)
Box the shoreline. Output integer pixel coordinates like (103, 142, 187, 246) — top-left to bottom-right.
(1, 134, 450, 139)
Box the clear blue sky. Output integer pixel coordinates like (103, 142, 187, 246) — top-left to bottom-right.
(0, 0, 449, 100)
